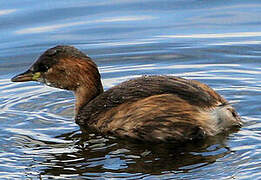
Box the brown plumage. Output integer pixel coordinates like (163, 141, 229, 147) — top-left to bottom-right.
(11, 45, 242, 143)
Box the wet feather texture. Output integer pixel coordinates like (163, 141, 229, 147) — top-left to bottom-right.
(12, 45, 242, 143)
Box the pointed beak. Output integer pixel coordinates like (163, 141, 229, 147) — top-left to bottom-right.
(11, 70, 41, 82)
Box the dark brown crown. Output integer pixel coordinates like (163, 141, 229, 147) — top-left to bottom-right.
(30, 45, 91, 73)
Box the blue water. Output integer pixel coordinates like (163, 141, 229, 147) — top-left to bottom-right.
(0, 0, 261, 179)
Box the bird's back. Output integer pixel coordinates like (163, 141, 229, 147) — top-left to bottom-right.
(76, 75, 241, 142)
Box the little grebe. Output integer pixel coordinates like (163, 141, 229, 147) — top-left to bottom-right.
(11, 45, 242, 142)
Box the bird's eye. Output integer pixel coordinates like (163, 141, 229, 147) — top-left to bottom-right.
(37, 63, 49, 72)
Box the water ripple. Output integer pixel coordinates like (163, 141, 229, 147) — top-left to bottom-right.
(1, 0, 261, 179)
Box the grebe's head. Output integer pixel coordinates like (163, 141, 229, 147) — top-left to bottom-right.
(11, 45, 102, 92)
(12, 45, 103, 113)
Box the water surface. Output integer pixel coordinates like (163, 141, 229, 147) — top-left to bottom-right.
(0, 0, 261, 179)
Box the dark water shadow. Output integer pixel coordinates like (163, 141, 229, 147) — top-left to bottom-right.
(38, 127, 240, 178)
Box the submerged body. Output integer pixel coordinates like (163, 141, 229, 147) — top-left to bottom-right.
(11, 45, 242, 143)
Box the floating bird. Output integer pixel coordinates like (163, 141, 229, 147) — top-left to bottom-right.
(11, 45, 242, 143)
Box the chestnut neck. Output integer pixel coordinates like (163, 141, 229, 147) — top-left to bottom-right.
(74, 82, 103, 115)
(50, 56, 103, 116)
